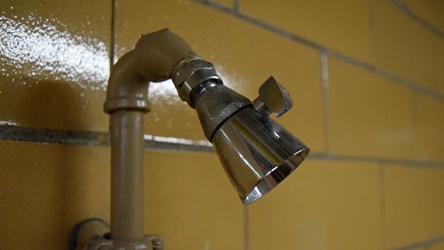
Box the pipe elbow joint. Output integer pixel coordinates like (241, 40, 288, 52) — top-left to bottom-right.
(104, 50, 150, 114)
(134, 28, 196, 82)
(104, 28, 196, 114)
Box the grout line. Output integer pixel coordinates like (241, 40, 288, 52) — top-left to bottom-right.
(233, 0, 240, 14)
(388, 235, 444, 250)
(243, 205, 249, 250)
(0, 126, 109, 146)
(389, 0, 444, 40)
(2, 125, 444, 167)
(198, 0, 233, 12)
(0, 126, 214, 152)
(307, 153, 444, 169)
(110, 0, 116, 67)
(191, 0, 444, 102)
(320, 52, 330, 154)
(379, 164, 387, 249)
(196, 0, 328, 51)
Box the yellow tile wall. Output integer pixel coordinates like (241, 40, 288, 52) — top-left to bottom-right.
(240, 0, 373, 62)
(144, 152, 243, 249)
(369, 0, 444, 94)
(415, 93, 444, 162)
(328, 57, 417, 159)
(430, 241, 444, 250)
(0, 0, 110, 132)
(249, 160, 383, 250)
(0, 141, 110, 249)
(208, 0, 235, 9)
(1, 0, 444, 249)
(383, 164, 444, 249)
(404, 0, 444, 32)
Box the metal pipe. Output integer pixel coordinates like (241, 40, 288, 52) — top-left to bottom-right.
(110, 110, 145, 239)
(104, 29, 196, 244)
(106, 48, 150, 242)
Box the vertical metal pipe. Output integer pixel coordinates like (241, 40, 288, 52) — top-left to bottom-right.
(110, 110, 145, 239)
(103, 29, 196, 244)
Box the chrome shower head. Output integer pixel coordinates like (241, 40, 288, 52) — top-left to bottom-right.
(172, 58, 310, 205)
(212, 107, 309, 204)
(84, 28, 309, 249)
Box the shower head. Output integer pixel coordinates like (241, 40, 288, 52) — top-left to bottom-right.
(172, 58, 310, 204)
(104, 28, 310, 207)
(78, 28, 310, 250)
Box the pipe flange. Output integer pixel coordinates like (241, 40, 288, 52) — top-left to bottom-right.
(104, 97, 151, 113)
(70, 218, 164, 250)
(69, 218, 110, 250)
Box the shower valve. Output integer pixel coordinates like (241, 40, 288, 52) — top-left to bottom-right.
(252, 76, 293, 117)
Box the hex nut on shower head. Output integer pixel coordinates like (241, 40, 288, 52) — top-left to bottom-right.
(172, 59, 222, 107)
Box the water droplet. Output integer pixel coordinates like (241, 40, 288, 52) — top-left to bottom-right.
(166, 118, 172, 128)
(22, 63, 31, 79)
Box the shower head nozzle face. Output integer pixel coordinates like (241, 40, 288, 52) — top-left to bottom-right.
(211, 107, 310, 205)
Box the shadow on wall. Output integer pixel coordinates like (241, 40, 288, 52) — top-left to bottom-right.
(0, 78, 110, 248)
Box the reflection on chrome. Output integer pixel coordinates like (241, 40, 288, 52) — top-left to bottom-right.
(0, 13, 109, 90)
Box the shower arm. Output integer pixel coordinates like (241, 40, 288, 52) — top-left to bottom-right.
(96, 29, 198, 249)
(69, 29, 198, 250)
